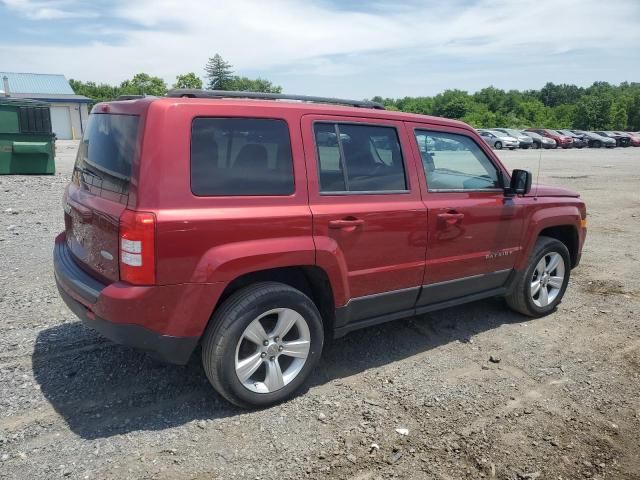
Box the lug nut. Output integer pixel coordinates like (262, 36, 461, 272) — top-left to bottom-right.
(263, 340, 269, 346)
(278, 346, 283, 352)
(270, 356, 275, 361)
(260, 352, 266, 358)
(274, 336, 280, 342)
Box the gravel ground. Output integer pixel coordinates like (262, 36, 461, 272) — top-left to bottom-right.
(1, 141, 639, 480)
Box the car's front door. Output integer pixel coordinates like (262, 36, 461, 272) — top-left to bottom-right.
(302, 115, 427, 328)
(407, 123, 526, 307)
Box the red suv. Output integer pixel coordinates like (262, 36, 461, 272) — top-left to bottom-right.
(525, 128, 573, 148)
(54, 90, 587, 407)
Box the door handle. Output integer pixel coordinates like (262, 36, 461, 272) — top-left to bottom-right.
(437, 212, 464, 225)
(328, 218, 365, 229)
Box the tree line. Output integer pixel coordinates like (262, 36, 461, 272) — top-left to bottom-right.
(69, 53, 281, 104)
(373, 82, 640, 131)
(70, 54, 639, 131)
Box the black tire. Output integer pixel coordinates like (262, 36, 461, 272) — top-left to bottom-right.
(593, 140, 601, 148)
(494, 141, 503, 150)
(531, 141, 540, 149)
(201, 282, 324, 408)
(505, 236, 571, 317)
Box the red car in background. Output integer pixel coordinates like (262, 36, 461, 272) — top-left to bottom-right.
(525, 128, 573, 149)
(625, 132, 640, 147)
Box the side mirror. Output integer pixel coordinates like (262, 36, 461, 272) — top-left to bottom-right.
(509, 169, 532, 195)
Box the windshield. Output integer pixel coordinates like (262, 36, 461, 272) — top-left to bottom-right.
(73, 113, 140, 201)
(524, 131, 541, 139)
(492, 130, 510, 138)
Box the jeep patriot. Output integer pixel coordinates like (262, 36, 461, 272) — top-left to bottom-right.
(54, 90, 587, 407)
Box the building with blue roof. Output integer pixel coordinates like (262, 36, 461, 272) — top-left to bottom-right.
(1, 72, 91, 140)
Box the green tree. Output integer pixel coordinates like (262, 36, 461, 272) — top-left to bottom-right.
(69, 79, 120, 103)
(120, 73, 167, 96)
(573, 94, 612, 130)
(608, 100, 628, 130)
(226, 76, 282, 93)
(205, 54, 234, 90)
(432, 90, 472, 119)
(173, 72, 203, 89)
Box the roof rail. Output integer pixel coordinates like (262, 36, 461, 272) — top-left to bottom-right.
(116, 94, 145, 100)
(166, 89, 385, 110)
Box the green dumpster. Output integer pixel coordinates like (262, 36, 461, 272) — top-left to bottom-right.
(0, 98, 56, 175)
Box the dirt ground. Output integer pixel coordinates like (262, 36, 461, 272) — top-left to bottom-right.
(1, 141, 639, 480)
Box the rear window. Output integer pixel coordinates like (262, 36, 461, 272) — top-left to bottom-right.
(73, 113, 140, 200)
(190, 118, 294, 196)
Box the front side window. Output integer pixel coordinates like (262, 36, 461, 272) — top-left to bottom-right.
(191, 118, 294, 196)
(314, 123, 407, 193)
(414, 130, 501, 191)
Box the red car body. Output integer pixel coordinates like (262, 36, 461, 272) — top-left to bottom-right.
(525, 128, 573, 148)
(626, 132, 640, 146)
(54, 97, 587, 364)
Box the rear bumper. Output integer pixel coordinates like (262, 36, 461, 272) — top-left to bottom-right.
(55, 283, 198, 364)
(54, 233, 223, 364)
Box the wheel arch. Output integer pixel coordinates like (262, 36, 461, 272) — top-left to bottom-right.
(538, 225, 579, 267)
(207, 266, 336, 341)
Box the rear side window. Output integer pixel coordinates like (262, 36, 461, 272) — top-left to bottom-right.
(73, 113, 140, 199)
(191, 118, 294, 196)
(314, 123, 407, 193)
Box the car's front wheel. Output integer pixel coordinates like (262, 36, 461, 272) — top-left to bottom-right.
(494, 141, 503, 150)
(505, 236, 571, 317)
(201, 282, 324, 408)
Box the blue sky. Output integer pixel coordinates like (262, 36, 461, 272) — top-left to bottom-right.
(1, 0, 639, 98)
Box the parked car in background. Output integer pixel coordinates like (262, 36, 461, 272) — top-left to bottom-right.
(555, 130, 586, 149)
(613, 132, 634, 147)
(477, 129, 519, 150)
(594, 131, 630, 147)
(570, 130, 615, 148)
(521, 130, 556, 149)
(493, 128, 534, 149)
(525, 129, 573, 149)
(625, 132, 640, 147)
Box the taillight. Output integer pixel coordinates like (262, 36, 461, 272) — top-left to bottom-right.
(119, 209, 156, 285)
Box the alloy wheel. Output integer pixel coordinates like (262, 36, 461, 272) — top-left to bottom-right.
(530, 252, 565, 307)
(235, 308, 311, 393)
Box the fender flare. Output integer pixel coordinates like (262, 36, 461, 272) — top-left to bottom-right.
(516, 206, 581, 270)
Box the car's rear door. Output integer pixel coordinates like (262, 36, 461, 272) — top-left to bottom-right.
(302, 115, 427, 328)
(406, 122, 526, 307)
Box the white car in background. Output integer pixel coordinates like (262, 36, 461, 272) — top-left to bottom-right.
(476, 129, 519, 150)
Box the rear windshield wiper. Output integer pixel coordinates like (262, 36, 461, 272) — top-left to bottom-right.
(74, 165, 103, 185)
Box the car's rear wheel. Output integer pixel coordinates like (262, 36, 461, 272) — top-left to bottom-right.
(201, 282, 324, 408)
(505, 236, 571, 317)
(593, 140, 601, 148)
(494, 141, 503, 150)
(531, 142, 539, 149)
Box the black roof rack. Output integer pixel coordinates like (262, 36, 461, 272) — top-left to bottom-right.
(116, 94, 146, 100)
(166, 89, 385, 110)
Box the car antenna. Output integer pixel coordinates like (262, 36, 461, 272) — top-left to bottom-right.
(534, 141, 542, 198)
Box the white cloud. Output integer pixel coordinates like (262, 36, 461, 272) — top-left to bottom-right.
(1, 0, 639, 96)
(1, 0, 97, 19)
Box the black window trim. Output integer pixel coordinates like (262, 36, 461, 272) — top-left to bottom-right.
(413, 127, 505, 193)
(189, 116, 296, 198)
(313, 120, 410, 196)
